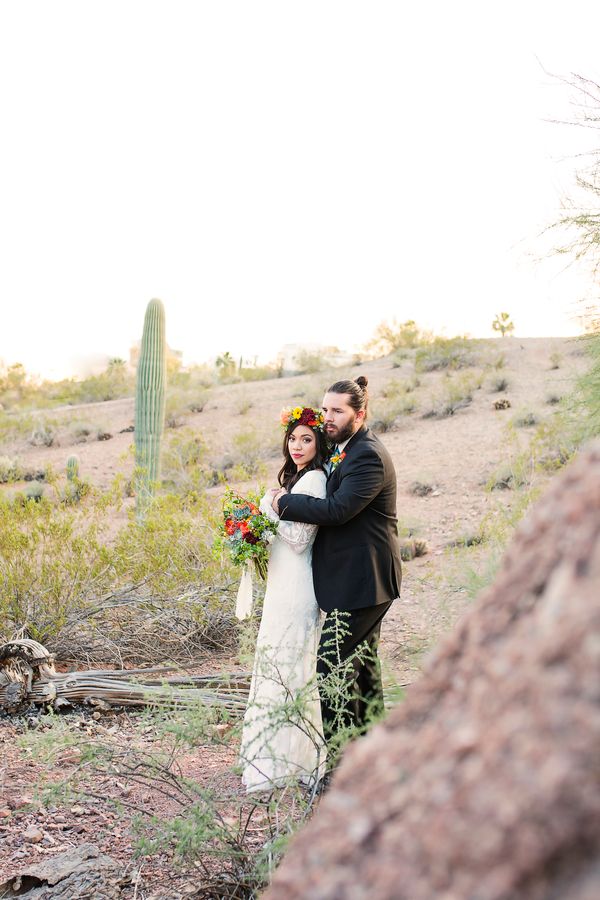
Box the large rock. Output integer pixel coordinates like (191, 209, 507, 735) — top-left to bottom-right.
(266, 444, 600, 900)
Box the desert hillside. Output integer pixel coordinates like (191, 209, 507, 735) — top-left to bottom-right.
(0, 335, 585, 683)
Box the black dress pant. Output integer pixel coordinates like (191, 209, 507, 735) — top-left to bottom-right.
(316, 601, 393, 744)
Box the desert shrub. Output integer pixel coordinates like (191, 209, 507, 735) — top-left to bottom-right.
(549, 351, 562, 370)
(489, 376, 509, 392)
(29, 418, 58, 447)
(61, 477, 91, 505)
(69, 421, 95, 443)
(445, 531, 485, 549)
(237, 395, 253, 415)
(162, 429, 210, 495)
(165, 388, 194, 429)
(24, 482, 45, 502)
(370, 395, 415, 432)
(0, 482, 233, 659)
(186, 390, 210, 413)
(239, 365, 280, 382)
(0, 455, 22, 483)
(571, 331, 600, 440)
(368, 319, 432, 355)
(381, 377, 419, 399)
(486, 455, 532, 491)
(422, 372, 477, 419)
(399, 538, 429, 561)
(530, 414, 579, 472)
(390, 349, 413, 368)
(513, 411, 539, 428)
(409, 481, 436, 496)
(294, 350, 327, 375)
(110, 493, 224, 598)
(415, 336, 479, 372)
(170, 365, 214, 391)
(229, 428, 274, 479)
(546, 393, 562, 405)
(0, 496, 114, 643)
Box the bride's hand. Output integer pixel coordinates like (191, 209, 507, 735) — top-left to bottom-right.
(271, 488, 287, 512)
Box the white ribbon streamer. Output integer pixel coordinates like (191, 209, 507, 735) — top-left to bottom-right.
(235, 564, 253, 620)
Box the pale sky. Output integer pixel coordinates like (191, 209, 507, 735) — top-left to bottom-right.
(1, 1, 599, 379)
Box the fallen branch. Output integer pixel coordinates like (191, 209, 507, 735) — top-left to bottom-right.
(0, 639, 249, 714)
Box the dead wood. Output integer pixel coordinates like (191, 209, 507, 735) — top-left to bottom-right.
(0, 639, 249, 714)
(0, 843, 125, 899)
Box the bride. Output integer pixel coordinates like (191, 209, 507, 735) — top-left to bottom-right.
(239, 406, 330, 793)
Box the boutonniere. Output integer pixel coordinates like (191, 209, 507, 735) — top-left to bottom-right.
(329, 450, 346, 471)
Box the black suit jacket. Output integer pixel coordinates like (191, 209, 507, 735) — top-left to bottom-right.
(279, 426, 402, 613)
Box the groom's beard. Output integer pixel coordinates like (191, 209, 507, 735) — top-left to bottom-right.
(326, 415, 357, 445)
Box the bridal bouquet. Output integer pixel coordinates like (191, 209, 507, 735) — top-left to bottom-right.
(217, 488, 277, 577)
(216, 489, 277, 619)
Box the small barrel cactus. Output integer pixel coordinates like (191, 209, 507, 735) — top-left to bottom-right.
(135, 299, 167, 516)
(66, 454, 80, 482)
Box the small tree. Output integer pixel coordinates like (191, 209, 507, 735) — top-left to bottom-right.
(215, 352, 236, 379)
(492, 312, 515, 338)
(367, 319, 428, 355)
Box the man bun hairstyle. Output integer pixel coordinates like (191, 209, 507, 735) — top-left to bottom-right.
(327, 376, 369, 418)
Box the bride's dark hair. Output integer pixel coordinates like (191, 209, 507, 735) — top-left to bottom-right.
(277, 422, 330, 490)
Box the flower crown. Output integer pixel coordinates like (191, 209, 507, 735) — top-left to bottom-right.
(280, 405, 325, 431)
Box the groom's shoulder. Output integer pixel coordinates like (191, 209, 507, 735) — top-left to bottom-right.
(359, 427, 395, 468)
(355, 426, 383, 453)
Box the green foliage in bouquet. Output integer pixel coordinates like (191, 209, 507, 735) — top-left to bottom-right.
(214, 489, 277, 580)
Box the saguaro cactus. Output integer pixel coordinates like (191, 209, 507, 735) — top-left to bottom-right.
(135, 299, 166, 516)
(66, 455, 80, 482)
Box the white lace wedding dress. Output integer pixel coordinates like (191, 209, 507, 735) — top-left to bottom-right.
(239, 468, 327, 793)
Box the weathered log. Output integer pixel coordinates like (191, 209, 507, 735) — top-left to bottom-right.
(0, 639, 249, 714)
(0, 843, 123, 899)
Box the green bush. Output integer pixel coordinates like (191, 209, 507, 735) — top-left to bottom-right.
(29, 419, 57, 447)
(572, 332, 600, 440)
(0, 495, 113, 643)
(294, 350, 327, 375)
(512, 411, 539, 428)
(0, 482, 232, 659)
(162, 429, 211, 495)
(489, 376, 509, 393)
(229, 428, 274, 480)
(0, 455, 22, 483)
(422, 372, 478, 419)
(381, 376, 419, 398)
(415, 336, 479, 372)
(370, 396, 415, 432)
(368, 319, 432, 355)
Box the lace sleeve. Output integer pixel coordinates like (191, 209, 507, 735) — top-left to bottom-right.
(260, 472, 326, 555)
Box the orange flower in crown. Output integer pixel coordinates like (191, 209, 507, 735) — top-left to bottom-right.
(279, 405, 325, 431)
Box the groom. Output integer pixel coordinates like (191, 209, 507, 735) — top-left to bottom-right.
(273, 376, 402, 747)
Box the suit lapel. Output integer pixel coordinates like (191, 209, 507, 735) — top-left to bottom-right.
(326, 427, 369, 493)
